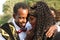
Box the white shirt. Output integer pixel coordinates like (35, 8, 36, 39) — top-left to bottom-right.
(55, 21, 60, 32)
(0, 19, 32, 40)
(0, 33, 5, 40)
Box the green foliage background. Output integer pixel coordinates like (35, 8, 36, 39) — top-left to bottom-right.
(0, 0, 60, 25)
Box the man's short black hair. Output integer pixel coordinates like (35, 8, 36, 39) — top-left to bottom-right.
(13, 2, 28, 14)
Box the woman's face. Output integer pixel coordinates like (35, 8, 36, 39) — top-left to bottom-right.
(29, 16, 36, 28)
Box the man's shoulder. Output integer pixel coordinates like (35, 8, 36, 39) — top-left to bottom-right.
(1, 23, 9, 28)
(0, 22, 13, 33)
(1, 22, 13, 28)
(0, 26, 10, 39)
(2, 22, 13, 25)
(0, 23, 9, 35)
(0, 22, 14, 36)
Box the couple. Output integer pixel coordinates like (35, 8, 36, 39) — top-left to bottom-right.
(0, 1, 57, 40)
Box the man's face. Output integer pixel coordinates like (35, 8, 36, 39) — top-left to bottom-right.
(14, 8, 28, 28)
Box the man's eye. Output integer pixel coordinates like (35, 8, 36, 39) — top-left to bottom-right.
(19, 17, 26, 19)
(19, 17, 22, 19)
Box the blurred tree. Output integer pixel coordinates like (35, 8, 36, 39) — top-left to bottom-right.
(0, 0, 60, 25)
(45, 0, 60, 10)
(0, 0, 25, 25)
(3, 4, 10, 13)
(0, 14, 11, 25)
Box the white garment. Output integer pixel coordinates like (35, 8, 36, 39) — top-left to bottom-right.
(25, 21, 32, 31)
(12, 19, 26, 40)
(56, 22, 60, 32)
(56, 25, 60, 32)
(0, 33, 5, 40)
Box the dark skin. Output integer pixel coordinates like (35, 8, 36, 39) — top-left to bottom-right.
(26, 1, 57, 40)
(30, 16, 57, 38)
(25, 7, 57, 40)
(29, 16, 36, 29)
(25, 15, 57, 40)
(13, 8, 28, 28)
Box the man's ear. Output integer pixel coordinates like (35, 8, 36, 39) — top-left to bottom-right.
(13, 14, 15, 19)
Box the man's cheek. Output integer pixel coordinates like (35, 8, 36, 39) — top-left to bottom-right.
(22, 23, 26, 26)
(19, 19, 22, 22)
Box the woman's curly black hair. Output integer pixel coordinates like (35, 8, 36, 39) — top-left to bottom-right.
(30, 1, 56, 40)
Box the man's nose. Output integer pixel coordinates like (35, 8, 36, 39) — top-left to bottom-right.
(22, 19, 26, 23)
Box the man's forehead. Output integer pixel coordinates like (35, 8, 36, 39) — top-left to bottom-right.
(18, 8, 28, 11)
(17, 8, 28, 14)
